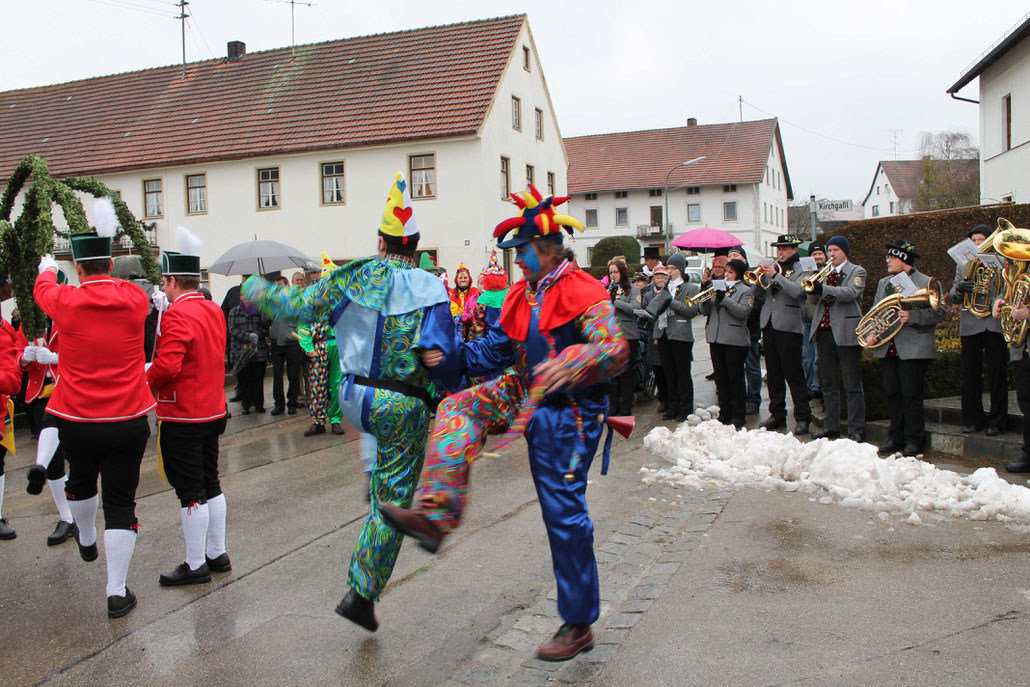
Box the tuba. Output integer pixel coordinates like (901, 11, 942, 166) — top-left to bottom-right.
(802, 263, 833, 293)
(856, 278, 944, 349)
(995, 220, 1030, 348)
(743, 262, 781, 289)
(963, 220, 1004, 318)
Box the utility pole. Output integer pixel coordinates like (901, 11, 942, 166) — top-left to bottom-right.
(738, 95, 743, 123)
(176, 0, 189, 79)
(809, 194, 818, 241)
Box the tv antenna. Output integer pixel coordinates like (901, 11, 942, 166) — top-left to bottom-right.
(264, 0, 317, 56)
(888, 129, 903, 160)
(176, 0, 190, 78)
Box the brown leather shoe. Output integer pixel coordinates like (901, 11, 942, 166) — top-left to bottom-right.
(536, 624, 594, 662)
(377, 503, 444, 553)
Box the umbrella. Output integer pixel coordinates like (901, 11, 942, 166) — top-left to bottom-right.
(670, 226, 744, 252)
(112, 255, 146, 280)
(209, 240, 312, 276)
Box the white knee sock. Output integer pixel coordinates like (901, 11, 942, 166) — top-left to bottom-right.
(181, 503, 210, 570)
(104, 529, 136, 598)
(68, 495, 99, 546)
(0, 473, 5, 518)
(48, 477, 74, 523)
(35, 427, 59, 469)
(206, 493, 227, 558)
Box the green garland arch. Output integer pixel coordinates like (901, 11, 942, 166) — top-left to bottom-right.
(0, 154, 160, 339)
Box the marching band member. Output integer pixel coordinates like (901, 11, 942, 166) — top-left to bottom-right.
(805, 236, 867, 441)
(0, 312, 27, 540)
(701, 259, 753, 428)
(147, 230, 232, 586)
(753, 235, 813, 435)
(949, 225, 1007, 436)
(646, 253, 700, 421)
(868, 240, 944, 457)
(994, 298, 1030, 472)
(802, 242, 826, 400)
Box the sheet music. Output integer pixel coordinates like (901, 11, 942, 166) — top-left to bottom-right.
(712, 279, 727, 291)
(798, 256, 817, 271)
(947, 238, 980, 268)
(889, 272, 918, 297)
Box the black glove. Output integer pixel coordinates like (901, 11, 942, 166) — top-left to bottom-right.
(770, 282, 782, 294)
(700, 280, 712, 291)
(715, 289, 726, 303)
(809, 281, 823, 296)
(956, 280, 975, 294)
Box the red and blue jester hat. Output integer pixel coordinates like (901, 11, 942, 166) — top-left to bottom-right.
(494, 185, 584, 248)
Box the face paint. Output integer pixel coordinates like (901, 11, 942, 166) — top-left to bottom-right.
(516, 243, 540, 279)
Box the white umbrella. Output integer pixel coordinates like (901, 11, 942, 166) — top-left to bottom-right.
(209, 240, 312, 275)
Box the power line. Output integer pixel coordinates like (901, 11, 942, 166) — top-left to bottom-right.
(741, 97, 910, 154)
(83, 0, 173, 17)
(185, 18, 207, 60)
(186, 15, 214, 59)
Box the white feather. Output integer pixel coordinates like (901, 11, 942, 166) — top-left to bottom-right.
(92, 197, 119, 238)
(175, 225, 203, 256)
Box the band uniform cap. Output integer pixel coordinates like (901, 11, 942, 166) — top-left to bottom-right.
(969, 224, 992, 239)
(161, 251, 201, 276)
(771, 234, 803, 247)
(807, 242, 826, 255)
(69, 232, 112, 262)
(884, 238, 919, 260)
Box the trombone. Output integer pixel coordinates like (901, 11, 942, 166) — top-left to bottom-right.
(743, 262, 780, 289)
(685, 286, 716, 308)
(855, 278, 943, 349)
(802, 263, 833, 293)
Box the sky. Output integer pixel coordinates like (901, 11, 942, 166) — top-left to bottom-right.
(1, 0, 1026, 203)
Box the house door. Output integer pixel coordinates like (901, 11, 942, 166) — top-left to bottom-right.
(650, 206, 663, 227)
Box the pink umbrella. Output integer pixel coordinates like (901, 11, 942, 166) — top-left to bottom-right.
(670, 226, 744, 252)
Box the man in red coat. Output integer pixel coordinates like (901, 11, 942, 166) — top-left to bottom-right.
(34, 225, 155, 619)
(0, 311, 28, 540)
(147, 239, 230, 586)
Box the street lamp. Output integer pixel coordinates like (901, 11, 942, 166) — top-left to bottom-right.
(663, 156, 707, 254)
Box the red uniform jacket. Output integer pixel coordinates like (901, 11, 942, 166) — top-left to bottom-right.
(0, 318, 26, 436)
(34, 271, 156, 422)
(24, 326, 59, 404)
(147, 291, 228, 422)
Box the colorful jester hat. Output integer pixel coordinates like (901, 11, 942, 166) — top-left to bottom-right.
(479, 249, 508, 292)
(379, 171, 420, 246)
(320, 252, 338, 279)
(455, 262, 471, 278)
(494, 185, 584, 249)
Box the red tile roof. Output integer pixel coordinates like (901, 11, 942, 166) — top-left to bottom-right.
(863, 159, 979, 205)
(564, 119, 791, 199)
(0, 15, 525, 177)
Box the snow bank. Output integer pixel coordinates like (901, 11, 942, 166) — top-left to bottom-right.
(642, 418, 1030, 524)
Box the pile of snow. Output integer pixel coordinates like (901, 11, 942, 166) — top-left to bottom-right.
(642, 416, 1030, 524)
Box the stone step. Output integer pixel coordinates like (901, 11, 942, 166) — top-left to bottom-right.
(922, 391, 1022, 432)
(864, 420, 1023, 463)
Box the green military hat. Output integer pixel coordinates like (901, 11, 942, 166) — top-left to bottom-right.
(161, 226, 203, 277)
(73, 196, 119, 262)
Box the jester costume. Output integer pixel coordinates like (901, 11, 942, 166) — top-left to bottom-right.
(298, 321, 342, 428)
(382, 187, 628, 647)
(462, 250, 508, 343)
(449, 262, 479, 339)
(242, 173, 460, 617)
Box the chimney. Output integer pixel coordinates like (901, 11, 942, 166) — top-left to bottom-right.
(227, 41, 246, 63)
(687, 118, 698, 127)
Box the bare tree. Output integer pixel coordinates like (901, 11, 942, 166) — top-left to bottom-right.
(913, 129, 980, 211)
(917, 130, 978, 160)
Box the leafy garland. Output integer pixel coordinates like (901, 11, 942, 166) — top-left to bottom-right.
(0, 154, 160, 338)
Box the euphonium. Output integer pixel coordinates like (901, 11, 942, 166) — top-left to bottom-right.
(802, 263, 833, 293)
(995, 220, 1030, 347)
(685, 286, 716, 308)
(855, 278, 944, 349)
(963, 219, 1005, 318)
(743, 262, 781, 289)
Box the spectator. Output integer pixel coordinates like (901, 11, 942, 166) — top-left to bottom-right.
(269, 277, 302, 416)
(228, 298, 270, 414)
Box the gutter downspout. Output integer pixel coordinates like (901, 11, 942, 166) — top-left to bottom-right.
(949, 92, 979, 105)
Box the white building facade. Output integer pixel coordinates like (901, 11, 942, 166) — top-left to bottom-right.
(861, 163, 909, 219)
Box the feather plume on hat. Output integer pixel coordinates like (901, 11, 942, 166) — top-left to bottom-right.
(175, 226, 203, 256)
(93, 197, 120, 238)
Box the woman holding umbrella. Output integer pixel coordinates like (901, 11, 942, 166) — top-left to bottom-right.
(228, 299, 270, 414)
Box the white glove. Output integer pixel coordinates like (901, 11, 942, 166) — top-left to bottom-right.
(21, 345, 38, 363)
(151, 289, 169, 313)
(144, 362, 153, 372)
(38, 254, 58, 274)
(38, 348, 59, 365)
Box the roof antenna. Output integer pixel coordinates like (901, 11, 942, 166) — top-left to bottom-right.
(264, 0, 317, 56)
(176, 0, 189, 79)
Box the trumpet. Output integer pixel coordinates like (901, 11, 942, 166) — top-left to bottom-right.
(855, 278, 943, 349)
(685, 287, 716, 308)
(743, 262, 781, 289)
(802, 263, 833, 292)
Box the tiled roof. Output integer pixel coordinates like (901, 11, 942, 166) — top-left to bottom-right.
(0, 15, 525, 177)
(864, 159, 979, 205)
(564, 119, 790, 198)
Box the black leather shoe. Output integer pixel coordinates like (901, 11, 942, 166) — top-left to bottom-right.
(47, 520, 77, 546)
(287, 407, 298, 415)
(813, 430, 840, 440)
(1005, 456, 1030, 473)
(676, 412, 691, 422)
(987, 427, 1002, 437)
(705, 372, 716, 381)
(902, 444, 921, 457)
(809, 390, 823, 400)
(0, 518, 15, 540)
(271, 406, 286, 416)
(848, 432, 865, 443)
(731, 417, 746, 429)
(745, 404, 759, 415)
(159, 562, 212, 586)
(241, 409, 250, 415)
(961, 425, 982, 434)
(759, 417, 786, 431)
(335, 588, 378, 632)
(878, 442, 902, 456)
(78, 539, 99, 562)
(331, 423, 345, 435)
(303, 424, 326, 437)
(206, 553, 232, 573)
(656, 403, 668, 414)
(229, 394, 242, 402)
(254, 407, 266, 414)
(26, 465, 46, 495)
(793, 422, 811, 436)
(107, 588, 137, 619)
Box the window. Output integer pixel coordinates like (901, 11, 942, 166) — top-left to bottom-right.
(143, 178, 163, 218)
(885, 183, 890, 194)
(186, 173, 207, 214)
(763, 203, 767, 223)
(889, 201, 895, 214)
(547, 171, 555, 195)
(686, 186, 700, 195)
(615, 207, 628, 226)
(723, 201, 737, 222)
(872, 205, 880, 217)
(500, 157, 510, 198)
(511, 96, 521, 130)
(1003, 94, 1012, 152)
(722, 184, 737, 193)
(257, 167, 280, 209)
(687, 203, 701, 223)
(585, 208, 598, 227)
(649, 189, 663, 197)
(584, 192, 597, 201)
(876, 185, 880, 195)
(614, 190, 628, 199)
(535, 108, 544, 139)
(199, 268, 210, 291)
(409, 154, 436, 198)
(523, 46, 531, 71)
(650, 206, 663, 227)
(321, 162, 345, 205)
(526, 164, 534, 187)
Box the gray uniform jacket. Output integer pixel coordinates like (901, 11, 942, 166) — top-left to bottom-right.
(646, 281, 701, 342)
(610, 284, 642, 341)
(870, 268, 945, 360)
(806, 261, 867, 346)
(753, 255, 809, 334)
(702, 284, 753, 347)
(947, 263, 1004, 336)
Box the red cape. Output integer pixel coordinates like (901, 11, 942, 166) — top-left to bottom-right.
(499, 267, 609, 341)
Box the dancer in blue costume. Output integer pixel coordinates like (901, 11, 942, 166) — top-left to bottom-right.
(242, 173, 461, 632)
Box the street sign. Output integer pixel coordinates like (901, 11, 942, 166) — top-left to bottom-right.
(816, 199, 853, 213)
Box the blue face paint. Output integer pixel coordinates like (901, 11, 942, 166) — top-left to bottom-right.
(516, 243, 540, 278)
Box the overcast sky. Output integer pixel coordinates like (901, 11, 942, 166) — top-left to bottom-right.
(2, 0, 1025, 202)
